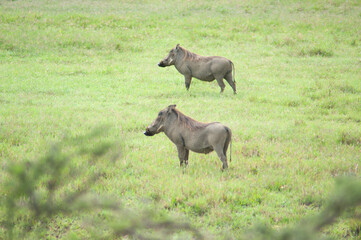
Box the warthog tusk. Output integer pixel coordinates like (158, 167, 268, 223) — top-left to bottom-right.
(157, 125, 164, 132)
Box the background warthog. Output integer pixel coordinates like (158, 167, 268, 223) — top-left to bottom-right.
(158, 44, 237, 94)
(144, 105, 232, 169)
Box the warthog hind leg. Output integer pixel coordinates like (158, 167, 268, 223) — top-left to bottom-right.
(214, 145, 228, 169)
(225, 72, 236, 94)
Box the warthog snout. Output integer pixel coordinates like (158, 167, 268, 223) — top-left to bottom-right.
(144, 128, 155, 136)
(158, 61, 166, 67)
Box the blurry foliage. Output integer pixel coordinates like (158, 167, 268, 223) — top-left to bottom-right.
(1, 128, 203, 240)
(242, 177, 361, 240)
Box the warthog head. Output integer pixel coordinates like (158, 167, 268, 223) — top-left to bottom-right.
(158, 44, 180, 67)
(144, 105, 176, 136)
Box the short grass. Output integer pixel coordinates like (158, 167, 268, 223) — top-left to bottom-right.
(1, 0, 361, 239)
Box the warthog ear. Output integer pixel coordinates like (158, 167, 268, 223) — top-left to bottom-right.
(167, 104, 177, 114)
(176, 44, 180, 50)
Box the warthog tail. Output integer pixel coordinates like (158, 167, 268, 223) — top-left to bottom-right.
(231, 61, 235, 84)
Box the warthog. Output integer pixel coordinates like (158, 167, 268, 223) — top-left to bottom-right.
(158, 44, 236, 94)
(144, 105, 232, 169)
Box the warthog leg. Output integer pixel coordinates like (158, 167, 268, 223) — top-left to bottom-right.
(184, 149, 189, 165)
(214, 145, 228, 169)
(215, 76, 226, 93)
(177, 145, 189, 167)
(184, 75, 192, 90)
(225, 72, 237, 94)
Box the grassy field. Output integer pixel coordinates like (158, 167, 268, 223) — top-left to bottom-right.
(1, 0, 361, 239)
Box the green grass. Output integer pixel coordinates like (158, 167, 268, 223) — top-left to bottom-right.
(1, 0, 361, 239)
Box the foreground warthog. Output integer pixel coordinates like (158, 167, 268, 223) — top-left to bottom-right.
(158, 44, 236, 94)
(144, 105, 232, 169)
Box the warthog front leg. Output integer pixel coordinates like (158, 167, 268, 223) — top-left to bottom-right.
(184, 75, 192, 90)
(181, 149, 189, 166)
(177, 145, 189, 167)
